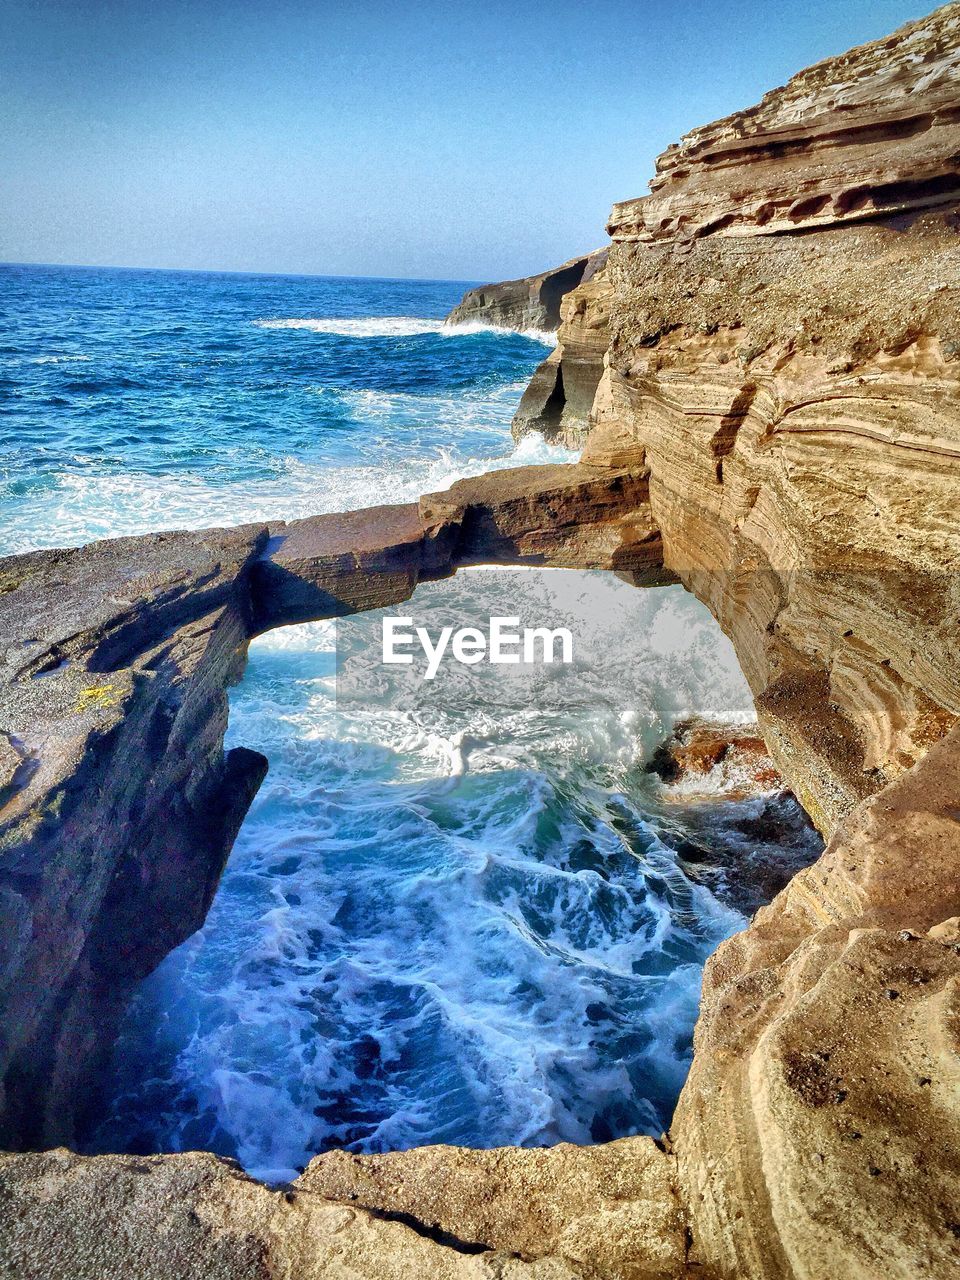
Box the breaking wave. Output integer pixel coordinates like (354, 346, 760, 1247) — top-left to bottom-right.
(254, 315, 556, 343)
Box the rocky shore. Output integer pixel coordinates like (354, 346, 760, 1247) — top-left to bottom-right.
(2, 5, 960, 1277)
(445, 249, 608, 332)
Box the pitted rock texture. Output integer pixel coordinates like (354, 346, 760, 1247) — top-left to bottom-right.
(299, 1138, 686, 1279)
(608, 3, 960, 243)
(675, 725, 960, 1280)
(3, 7, 960, 1280)
(0, 1141, 688, 1280)
(446, 250, 608, 333)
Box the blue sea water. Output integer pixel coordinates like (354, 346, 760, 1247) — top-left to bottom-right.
(0, 263, 560, 547)
(0, 263, 819, 1183)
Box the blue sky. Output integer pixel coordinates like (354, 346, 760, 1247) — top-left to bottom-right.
(0, 0, 935, 280)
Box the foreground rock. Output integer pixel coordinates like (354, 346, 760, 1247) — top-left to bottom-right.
(2, 6, 960, 1279)
(0, 527, 271, 1150)
(676, 724, 960, 1278)
(0, 1140, 686, 1279)
(445, 249, 607, 333)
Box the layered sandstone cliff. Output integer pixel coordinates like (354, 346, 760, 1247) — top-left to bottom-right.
(512, 3, 960, 1274)
(532, 0, 960, 835)
(2, 5, 960, 1279)
(446, 249, 608, 332)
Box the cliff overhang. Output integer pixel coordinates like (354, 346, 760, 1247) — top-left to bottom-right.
(2, 4, 960, 1277)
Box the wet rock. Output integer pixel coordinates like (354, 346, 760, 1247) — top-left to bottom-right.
(645, 719, 780, 792)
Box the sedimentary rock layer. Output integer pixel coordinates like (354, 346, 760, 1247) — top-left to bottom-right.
(535, 2, 960, 835)
(511, 4, 960, 1275)
(445, 249, 608, 332)
(608, 4, 960, 243)
(675, 722, 960, 1279)
(512, 262, 613, 446)
(3, 6, 960, 1279)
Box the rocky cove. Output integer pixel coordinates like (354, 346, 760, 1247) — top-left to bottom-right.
(1, 4, 960, 1277)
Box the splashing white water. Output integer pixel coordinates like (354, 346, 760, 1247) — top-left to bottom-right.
(0, 425, 575, 553)
(90, 569, 763, 1183)
(254, 316, 557, 344)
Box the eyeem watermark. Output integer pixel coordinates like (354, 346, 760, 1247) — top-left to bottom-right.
(382, 616, 573, 680)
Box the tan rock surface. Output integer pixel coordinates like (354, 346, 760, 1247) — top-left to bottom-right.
(0, 1148, 596, 1279)
(674, 725, 960, 1278)
(3, 7, 960, 1280)
(300, 1137, 687, 1279)
(608, 3, 960, 244)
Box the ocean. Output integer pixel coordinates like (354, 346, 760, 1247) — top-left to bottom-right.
(0, 263, 820, 1183)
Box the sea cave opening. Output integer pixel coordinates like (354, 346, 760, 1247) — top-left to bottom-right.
(80, 568, 822, 1184)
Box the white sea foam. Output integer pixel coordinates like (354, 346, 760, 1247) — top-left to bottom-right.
(0, 431, 576, 555)
(87, 570, 762, 1181)
(442, 320, 558, 345)
(254, 316, 556, 344)
(27, 354, 93, 364)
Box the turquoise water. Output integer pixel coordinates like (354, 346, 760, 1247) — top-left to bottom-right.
(0, 263, 559, 547)
(0, 264, 819, 1182)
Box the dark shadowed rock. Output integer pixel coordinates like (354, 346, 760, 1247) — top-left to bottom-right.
(445, 249, 607, 333)
(0, 526, 272, 1150)
(512, 263, 613, 445)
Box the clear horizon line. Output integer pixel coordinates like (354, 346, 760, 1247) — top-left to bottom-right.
(0, 258, 487, 288)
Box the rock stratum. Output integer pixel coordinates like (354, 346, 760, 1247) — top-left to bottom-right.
(2, 5, 960, 1278)
(445, 249, 608, 332)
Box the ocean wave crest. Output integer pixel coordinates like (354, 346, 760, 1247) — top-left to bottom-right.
(254, 316, 555, 344)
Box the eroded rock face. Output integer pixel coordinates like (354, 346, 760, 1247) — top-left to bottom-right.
(608, 2, 960, 244)
(2, 6, 960, 1279)
(544, 2, 960, 836)
(0, 526, 272, 1149)
(446, 250, 608, 333)
(675, 725, 960, 1279)
(509, 4, 960, 1276)
(513, 264, 614, 446)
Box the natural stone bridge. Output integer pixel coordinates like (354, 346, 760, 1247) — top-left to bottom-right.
(3, 6, 960, 1277)
(0, 461, 666, 1152)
